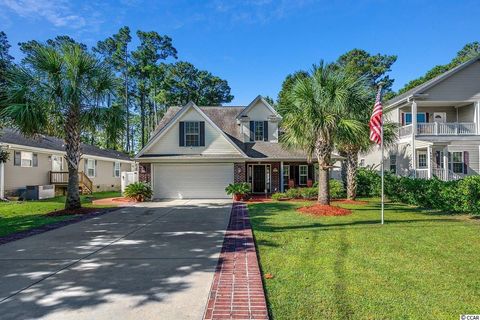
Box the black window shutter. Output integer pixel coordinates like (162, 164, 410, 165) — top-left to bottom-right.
(295, 166, 300, 185)
(308, 165, 314, 180)
(179, 122, 185, 146)
(290, 165, 295, 179)
(33, 153, 38, 167)
(14, 151, 21, 166)
(200, 122, 205, 146)
(249, 121, 254, 141)
(263, 121, 268, 141)
(448, 152, 452, 171)
(464, 151, 469, 174)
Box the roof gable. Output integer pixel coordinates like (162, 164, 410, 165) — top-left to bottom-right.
(136, 102, 247, 158)
(387, 56, 480, 108)
(236, 95, 281, 119)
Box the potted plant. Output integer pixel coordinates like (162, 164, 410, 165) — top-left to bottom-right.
(225, 182, 251, 201)
(124, 182, 153, 202)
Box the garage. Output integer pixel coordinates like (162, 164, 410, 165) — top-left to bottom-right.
(152, 163, 234, 199)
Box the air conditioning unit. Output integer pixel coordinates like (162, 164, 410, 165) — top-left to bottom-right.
(25, 185, 55, 200)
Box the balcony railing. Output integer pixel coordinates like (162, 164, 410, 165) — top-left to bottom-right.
(399, 122, 477, 138)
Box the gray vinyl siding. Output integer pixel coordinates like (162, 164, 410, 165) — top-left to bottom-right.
(423, 60, 480, 101)
(457, 104, 475, 122)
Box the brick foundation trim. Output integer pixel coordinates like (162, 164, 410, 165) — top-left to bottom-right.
(203, 203, 269, 320)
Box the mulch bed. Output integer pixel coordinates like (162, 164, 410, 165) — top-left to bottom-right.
(0, 207, 118, 246)
(297, 204, 352, 216)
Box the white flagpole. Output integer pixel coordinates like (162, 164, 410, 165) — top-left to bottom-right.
(380, 113, 384, 225)
(379, 85, 385, 225)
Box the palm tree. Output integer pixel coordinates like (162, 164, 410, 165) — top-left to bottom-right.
(279, 62, 371, 205)
(337, 119, 397, 200)
(1, 42, 114, 210)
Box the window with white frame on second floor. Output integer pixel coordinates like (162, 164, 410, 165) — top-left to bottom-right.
(254, 121, 264, 141)
(452, 152, 463, 174)
(185, 121, 200, 146)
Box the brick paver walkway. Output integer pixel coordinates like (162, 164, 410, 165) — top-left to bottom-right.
(203, 203, 269, 320)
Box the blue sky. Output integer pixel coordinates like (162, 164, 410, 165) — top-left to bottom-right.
(1, 0, 479, 105)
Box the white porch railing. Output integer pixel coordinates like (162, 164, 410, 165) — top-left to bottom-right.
(432, 168, 463, 181)
(399, 122, 477, 138)
(415, 169, 429, 179)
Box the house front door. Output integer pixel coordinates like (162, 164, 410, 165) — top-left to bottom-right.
(253, 165, 266, 193)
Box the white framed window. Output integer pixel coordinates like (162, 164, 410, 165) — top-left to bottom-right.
(86, 159, 96, 178)
(21, 152, 33, 167)
(452, 152, 463, 174)
(389, 155, 397, 172)
(299, 165, 308, 185)
(283, 165, 290, 186)
(404, 112, 427, 125)
(254, 121, 264, 141)
(185, 121, 200, 147)
(417, 152, 427, 168)
(114, 162, 121, 178)
(52, 155, 63, 171)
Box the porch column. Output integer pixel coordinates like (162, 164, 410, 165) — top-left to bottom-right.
(427, 145, 432, 179)
(443, 146, 448, 181)
(280, 161, 284, 192)
(476, 101, 480, 134)
(0, 162, 4, 199)
(411, 100, 417, 177)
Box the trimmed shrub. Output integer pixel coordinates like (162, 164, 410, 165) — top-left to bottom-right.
(271, 192, 289, 201)
(357, 168, 381, 197)
(300, 187, 318, 199)
(124, 182, 152, 202)
(329, 179, 345, 199)
(285, 188, 303, 199)
(383, 174, 480, 215)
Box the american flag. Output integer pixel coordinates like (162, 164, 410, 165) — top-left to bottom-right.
(369, 87, 383, 144)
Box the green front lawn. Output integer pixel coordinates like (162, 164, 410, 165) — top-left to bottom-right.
(249, 200, 480, 320)
(0, 191, 120, 237)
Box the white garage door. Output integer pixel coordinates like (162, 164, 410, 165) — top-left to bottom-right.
(153, 163, 234, 199)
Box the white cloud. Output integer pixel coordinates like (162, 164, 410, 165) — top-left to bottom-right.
(210, 0, 314, 24)
(0, 0, 87, 28)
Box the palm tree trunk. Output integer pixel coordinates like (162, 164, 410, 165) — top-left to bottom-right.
(316, 140, 332, 205)
(339, 150, 347, 191)
(64, 106, 81, 210)
(317, 164, 330, 205)
(346, 149, 359, 200)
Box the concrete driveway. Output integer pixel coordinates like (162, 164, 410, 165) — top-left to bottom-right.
(0, 199, 232, 320)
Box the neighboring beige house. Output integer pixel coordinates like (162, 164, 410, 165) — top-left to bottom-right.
(362, 57, 480, 180)
(135, 96, 341, 199)
(0, 128, 134, 196)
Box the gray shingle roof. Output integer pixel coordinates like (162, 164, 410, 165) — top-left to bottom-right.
(0, 128, 132, 161)
(387, 56, 480, 107)
(144, 105, 313, 160)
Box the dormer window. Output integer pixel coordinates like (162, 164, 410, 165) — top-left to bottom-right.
(179, 121, 205, 147)
(250, 121, 268, 142)
(185, 121, 200, 146)
(254, 121, 264, 141)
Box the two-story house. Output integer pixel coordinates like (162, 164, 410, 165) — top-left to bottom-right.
(135, 96, 335, 199)
(361, 56, 480, 180)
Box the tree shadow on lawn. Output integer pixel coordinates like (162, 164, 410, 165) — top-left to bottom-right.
(0, 201, 237, 319)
